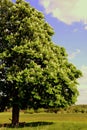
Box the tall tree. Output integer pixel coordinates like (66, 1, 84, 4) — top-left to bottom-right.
(0, 0, 82, 126)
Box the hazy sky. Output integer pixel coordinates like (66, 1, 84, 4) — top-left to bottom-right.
(13, 0, 87, 104)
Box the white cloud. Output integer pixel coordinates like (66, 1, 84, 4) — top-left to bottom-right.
(39, 0, 87, 25)
(41, 1, 50, 8)
(76, 87, 87, 104)
(68, 49, 80, 59)
(76, 65, 87, 104)
(78, 65, 87, 86)
(84, 25, 87, 30)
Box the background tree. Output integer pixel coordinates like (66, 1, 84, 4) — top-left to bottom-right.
(0, 0, 82, 126)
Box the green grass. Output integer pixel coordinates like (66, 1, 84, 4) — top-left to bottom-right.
(0, 112, 87, 130)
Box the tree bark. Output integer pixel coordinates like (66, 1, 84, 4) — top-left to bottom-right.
(12, 104, 20, 127)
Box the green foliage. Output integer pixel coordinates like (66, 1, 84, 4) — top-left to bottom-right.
(66, 105, 87, 113)
(46, 105, 87, 114)
(23, 105, 87, 114)
(24, 108, 35, 114)
(0, 0, 82, 113)
(35, 108, 45, 113)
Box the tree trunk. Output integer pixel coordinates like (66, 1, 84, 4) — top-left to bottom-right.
(12, 104, 20, 127)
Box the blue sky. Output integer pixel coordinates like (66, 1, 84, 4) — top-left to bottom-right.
(13, 0, 87, 104)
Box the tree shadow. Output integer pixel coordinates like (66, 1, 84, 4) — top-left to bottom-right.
(25, 121, 53, 127)
(0, 121, 54, 128)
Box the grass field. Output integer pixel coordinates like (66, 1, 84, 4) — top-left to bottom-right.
(0, 112, 87, 130)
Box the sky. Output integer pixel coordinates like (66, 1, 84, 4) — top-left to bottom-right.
(13, 0, 87, 104)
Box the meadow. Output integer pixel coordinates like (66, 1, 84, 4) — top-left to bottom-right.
(0, 111, 87, 130)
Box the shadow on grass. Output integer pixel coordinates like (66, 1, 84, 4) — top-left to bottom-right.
(0, 121, 54, 128)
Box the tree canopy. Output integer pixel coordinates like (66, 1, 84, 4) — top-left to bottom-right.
(0, 0, 82, 126)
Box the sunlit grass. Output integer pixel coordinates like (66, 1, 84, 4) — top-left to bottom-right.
(20, 112, 87, 123)
(0, 112, 87, 130)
